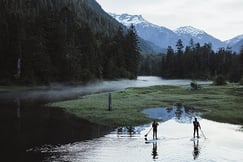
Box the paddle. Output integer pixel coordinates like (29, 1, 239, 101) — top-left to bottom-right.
(144, 127, 152, 138)
(200, 128, 207, 139)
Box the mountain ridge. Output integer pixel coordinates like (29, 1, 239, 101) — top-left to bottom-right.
(110, 13, 243, 53)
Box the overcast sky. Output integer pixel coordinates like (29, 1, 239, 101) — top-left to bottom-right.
(96, 0, 243, 41)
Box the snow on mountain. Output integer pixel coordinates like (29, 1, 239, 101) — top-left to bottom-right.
(110, 13, 178, 50)
(228, 36, 243, 53)
(110, 13, 243, 53)
(109, 13, 160, 29)
(109, 13, 147, 26)
(225, 34, 243, 46)
(174, 26, 205, 37)
(174, 26, 226, 51)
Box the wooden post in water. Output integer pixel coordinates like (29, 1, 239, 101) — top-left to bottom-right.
(108, 93, 112, 111)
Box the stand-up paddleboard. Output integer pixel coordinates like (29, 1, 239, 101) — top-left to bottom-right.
(190, 136, 200, 141)
(145, 138, 160, 144)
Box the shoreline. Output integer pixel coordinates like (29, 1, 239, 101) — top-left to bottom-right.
(49, 84, 243, 127)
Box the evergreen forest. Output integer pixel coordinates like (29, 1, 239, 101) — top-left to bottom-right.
(140, 39, 243, 82)
(0, 0, 140, 84)
(1, 0, 242, 85)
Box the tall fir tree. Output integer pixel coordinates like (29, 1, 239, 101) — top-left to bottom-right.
(175, 39, 184, 78)
(125, 24, 140, 79)
(239, 46, 243, 77)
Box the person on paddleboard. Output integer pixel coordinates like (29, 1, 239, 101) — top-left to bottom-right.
(152, 120, 159, 139)
(193, 117, 201, 138)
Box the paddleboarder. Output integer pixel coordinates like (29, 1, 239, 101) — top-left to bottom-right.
(152, 120, 159, 140)
(193, 117, 201, 138)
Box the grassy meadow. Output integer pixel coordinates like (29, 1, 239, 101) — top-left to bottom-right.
(49, 83, 243, 127)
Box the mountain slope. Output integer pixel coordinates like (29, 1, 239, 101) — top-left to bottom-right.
(174, 26, 225, 50)
(231, 39, 243, 52)
(225, 35, 243, 52)
(110, 13, 176, 50)
(110, 13, 243, 52)
(1, 0, 151, 83)
(0, 0, 125, 36)
(109, 13, 165, 53)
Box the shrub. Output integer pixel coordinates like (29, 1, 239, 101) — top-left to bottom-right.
(190, 81, 202, 90)
(214, 75, 227, 85)
(240, 77, 243, 85)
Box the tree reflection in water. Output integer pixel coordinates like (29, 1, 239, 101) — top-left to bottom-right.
(143, 105, 201, 123)
(117, 126, 137, 137)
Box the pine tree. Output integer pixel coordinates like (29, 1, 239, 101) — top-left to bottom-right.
(240, 46, 243, 77)
(165, 46, 175, 77)
(175, 39, 184, 78)
(125, 24, 140, 79)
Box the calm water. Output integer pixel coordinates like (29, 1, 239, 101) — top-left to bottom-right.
(30, 107, 243, 162)
(2, 76, 240, 162)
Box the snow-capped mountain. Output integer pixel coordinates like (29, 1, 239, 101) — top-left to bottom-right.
(174, 26, 205, 37)
(225, 34, 243, 46)
(110, 13, 243, 53)
(174, 26, 225, 50)
(109, 13, 148, 26)
(110, 13, 177, 50)
(109, 13, 165, 54)
(224, 35, 243, 52)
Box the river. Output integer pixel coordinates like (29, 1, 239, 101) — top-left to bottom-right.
(28, 106, 243, 162)
(2, 76, 243, 162)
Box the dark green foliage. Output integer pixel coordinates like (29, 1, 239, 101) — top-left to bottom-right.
(0, 0, 140, 84)
(124, 25, 140, 79)
(240, 77, 243, 85)
(190, 81, 202, 90)
(139, 54, 162, 76)
(214, 75, 227, 85)
(159, 39, 241, 81)
(240, 46, 243, 76)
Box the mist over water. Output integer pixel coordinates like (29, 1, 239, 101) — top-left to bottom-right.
(0, 76, 219, 162)
(0, 76, 211, 102)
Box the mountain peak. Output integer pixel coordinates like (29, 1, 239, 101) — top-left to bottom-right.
(110, 13, 243, 53)
(109, 13, 148, 27)
(174, 26, 205, 36)
(225, 34, 243, 45)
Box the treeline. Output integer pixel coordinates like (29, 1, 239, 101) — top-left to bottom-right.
(140, 39, 243, 82)
(139, 54, 162, 76)
(0, 0, 140, 84)
(161, 39, 241, 81)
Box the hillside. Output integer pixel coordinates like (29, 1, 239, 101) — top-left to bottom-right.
(0, 0, 142, 84)
(0, 0, 124, 35)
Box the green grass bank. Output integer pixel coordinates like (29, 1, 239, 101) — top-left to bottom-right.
(49, 84, 243, 127)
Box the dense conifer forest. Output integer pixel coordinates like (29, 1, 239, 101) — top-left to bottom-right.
(1, 0, 242, 85)
(140, 39, 243, 82)
(0, 0, 140, 84)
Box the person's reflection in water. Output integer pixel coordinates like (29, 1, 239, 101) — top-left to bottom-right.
(152, 142, 158, 160)
(193, 140, 200, 160)
(16, 98, 21, 119)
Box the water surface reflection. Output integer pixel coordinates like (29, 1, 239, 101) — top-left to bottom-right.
(193, 140, 200, 160)
(141, 106, 201, 123)
(0, 98, 111, 162)
(30, 107, 243, 162)
(152, 142, 158, 160)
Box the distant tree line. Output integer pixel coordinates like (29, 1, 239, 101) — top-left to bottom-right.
(139, 54, 162, 76)
(139, 39, 242, 82)
(0, 1, 140, 85)
(161, 39, 241, 81)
